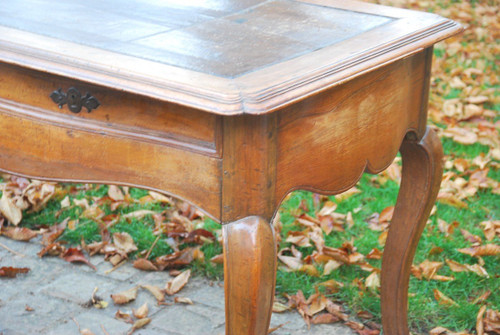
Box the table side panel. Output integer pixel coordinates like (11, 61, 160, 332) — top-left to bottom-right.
(0, 62, 220, 155)
(275, 50, 431, 202)
(0, 104, 222, 219)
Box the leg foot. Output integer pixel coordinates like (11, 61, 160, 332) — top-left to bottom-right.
(223, 216, 277, 335)
(381, 127, 443, 335)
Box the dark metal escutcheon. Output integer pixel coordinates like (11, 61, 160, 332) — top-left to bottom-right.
(50, 87, 100, 113)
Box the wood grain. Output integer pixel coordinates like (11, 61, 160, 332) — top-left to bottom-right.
(221, 114, 277, 223)
(0, 62, 221, 155)
(223, 216, 276, 335)
(0, 101, 222, 220)
(381, 127, 443, 335)
(0, 1, 462, 114)
(274, 50, 430, 205)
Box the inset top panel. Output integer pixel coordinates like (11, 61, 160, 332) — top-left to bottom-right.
(0, 0, 391, 77)
(0, 0, 462, 114)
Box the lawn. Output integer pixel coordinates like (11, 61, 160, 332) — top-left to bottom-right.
(0, 0, 498, 334)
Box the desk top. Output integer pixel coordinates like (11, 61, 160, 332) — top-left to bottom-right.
(0, 0, 461, 114)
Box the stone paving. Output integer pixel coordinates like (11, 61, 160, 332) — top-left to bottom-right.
(0, 236, 354, 335)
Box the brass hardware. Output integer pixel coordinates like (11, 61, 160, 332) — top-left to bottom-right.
(50, 87, 100, 113)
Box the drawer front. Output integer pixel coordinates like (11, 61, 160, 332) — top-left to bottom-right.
(0, 105, 222, 219)
(0, 62, 221, 156)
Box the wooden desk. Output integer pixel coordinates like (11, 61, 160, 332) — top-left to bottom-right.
(0, 1, 461, 334)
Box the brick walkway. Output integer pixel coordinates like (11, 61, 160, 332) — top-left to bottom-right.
(0, 236, 354, 335)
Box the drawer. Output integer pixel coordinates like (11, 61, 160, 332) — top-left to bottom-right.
(0, 62, 221, 156)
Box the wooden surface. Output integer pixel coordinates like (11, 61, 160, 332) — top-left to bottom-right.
(0, 0, 462, 114)
(381, 127, 443, 334)
(223, 216, 276, 335)
(0, 1, 462, 334)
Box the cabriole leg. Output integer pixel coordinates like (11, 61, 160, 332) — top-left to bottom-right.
(381, 127, 443, 335)
(223, 216, 277, 335)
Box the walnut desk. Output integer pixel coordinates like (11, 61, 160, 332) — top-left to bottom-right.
(0, 1, 461, 334)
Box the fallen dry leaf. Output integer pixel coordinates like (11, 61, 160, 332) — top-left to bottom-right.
(115, 310, 134, 324)
(133, 258, 158, 271)
(477, 305, 487, 335)
(0, 266, 30, 278)
(133, 303, 149, 319)
(127, 317, 151, 335)
(0, 191, 22, 225)
(165, 270, 191, 295)
(141, 284, 165, 303)
(62, 248, 96, 270)
(433, 289, 458, 306)
(272, 301, 291, 313)
(365, 272, 380, 290)
(113, 232, 138, 254)
(111, 286, 138, 305)
(311, 313, 341, 324)
(484, 309, 500, 334)
(174, 296, 193, 305)
(1, 227, 38, 241)
(458, 244, 500, 257)
(108, 185, 125, 201)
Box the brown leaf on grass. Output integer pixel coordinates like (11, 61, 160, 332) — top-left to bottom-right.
(174, 297, 193, 305)
(127, 318, 151, 335)
(111, 287, 138, 305)
(317, 279, 344, 293)
(113, 232, 138, 254)
(323, 260, 342, 276)
(133, 259, 158, 271)
(429, 326, 472, 335)
(307, 292, 328, 315)
(460, 229, 482, 244)
(433, 289, 458, 306)
(1, 227, 38, 241)
(377, 231, 388, 246)
(210, 253, 224, 264)
(122, 210, 156, 219)
(133, 303, 149, 319)
(285, 231, 312, 248)
(480, 221, 500, 241)
(442, 126, 478, 145)
(165, 270, 191, 295)
(311, 313, 341, 324)
(23, 181, 56, 212)
(334, 187, 361, 202)
(155, 248, 194, 270)
(366, 248, 383, 260)
(41, 219, 68, 245)
(357, 310, 374, 320)
(0, 266, 30, 278)
(446, 259, 489, 277)
(484, 309, 500, 334)
(321, 246, 349, 264)
(0, 191, 22, 225)
(365, 272, 380, 290)
(438, 219, 460, 236)
(458, 244, 500, 257)
(437, 192, 468, 208)
(62, 248, 96, 270)
(141, 285, 165, 303)
(108, 185, 124, 201)
(300, 264, 320, 277)
(278, 247, 303, 271)
(149, 191, 173, 204)
(472, 291, 491, 305)
(115, 310, 134, 324)
(415, 260, 454, 281)
(477, 305, 487, 335)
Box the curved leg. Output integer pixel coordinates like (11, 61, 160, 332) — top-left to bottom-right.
(223, 216, 277, 335)
(381, 127, 443, 335)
